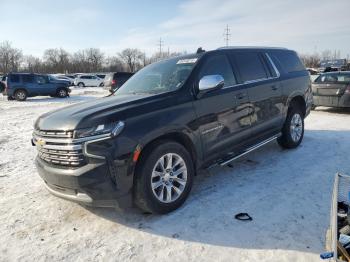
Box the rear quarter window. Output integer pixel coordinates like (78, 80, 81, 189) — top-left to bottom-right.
(270, 50, 305, 73)
(9, 74, 20, 83)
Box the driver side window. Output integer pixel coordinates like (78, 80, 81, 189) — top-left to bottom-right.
(198, 54, 236, 87)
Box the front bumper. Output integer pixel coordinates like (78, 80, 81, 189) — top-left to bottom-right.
(32, 131, 136, 208)
(313, 94, 350, 108)
(35, 157, 132, 208)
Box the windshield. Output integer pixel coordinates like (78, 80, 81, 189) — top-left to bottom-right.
(116, 56, 199, 95)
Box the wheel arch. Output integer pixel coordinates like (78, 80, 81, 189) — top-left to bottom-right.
(135, 131, 199, 175)
(287, 95, 306, 117)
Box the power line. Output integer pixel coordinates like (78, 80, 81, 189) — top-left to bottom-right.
(223, 24, 231, 47)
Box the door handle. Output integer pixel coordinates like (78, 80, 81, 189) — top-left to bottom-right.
(236, 93, 246, 100)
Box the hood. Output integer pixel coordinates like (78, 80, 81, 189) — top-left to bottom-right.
(34, 94, 153, 131)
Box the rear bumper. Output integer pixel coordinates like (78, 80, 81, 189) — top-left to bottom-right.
(313, 94, 350, 108)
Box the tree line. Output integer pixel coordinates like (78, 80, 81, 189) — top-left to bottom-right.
(0, 40, 346, 74)
(0, 41, 185, 74)
(299, 49, 343, 68)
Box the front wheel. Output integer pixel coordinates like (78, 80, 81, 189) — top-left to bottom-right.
(278, 107, 304, 149)
(134, 141, 194, 214)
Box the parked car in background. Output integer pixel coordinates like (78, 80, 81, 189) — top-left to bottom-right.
(312, 72, 350, 109)
(51, 75, 74, 86)
(3, 73, 70, 101)
(32, 47, 312, 214)
(49, 75, 74, 86)
(103, 72, 134, 93)
(74, 75, 103, 87)
(96, 73, 107, 79)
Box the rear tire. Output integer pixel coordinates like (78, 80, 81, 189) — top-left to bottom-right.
(278, 106, 304, 149)
(14, 90, 27, 101)
(77, 82, 85, 87)
(134, 141, 194, 214)
(311, 105, 317, 110)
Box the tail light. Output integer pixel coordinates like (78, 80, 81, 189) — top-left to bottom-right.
(112, 79, 116, 86)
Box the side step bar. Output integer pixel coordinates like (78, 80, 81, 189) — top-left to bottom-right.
(219, 133, 281, 166)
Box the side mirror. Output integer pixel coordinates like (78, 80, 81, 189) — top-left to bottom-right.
(198, 75, 224, 94)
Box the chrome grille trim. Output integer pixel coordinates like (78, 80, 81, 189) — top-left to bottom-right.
(33, 129, 112, 167)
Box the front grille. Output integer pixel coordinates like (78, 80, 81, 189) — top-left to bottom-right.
(38, 147, 85, 166)
(33, 129, 86, 167)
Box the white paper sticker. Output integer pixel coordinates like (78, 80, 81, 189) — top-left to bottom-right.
(176, 58, 198, 64)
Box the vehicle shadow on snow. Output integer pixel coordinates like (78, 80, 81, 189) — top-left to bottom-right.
(86, 130, 350, 254)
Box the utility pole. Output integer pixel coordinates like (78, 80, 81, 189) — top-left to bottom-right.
(158, 38, 163, 55)
(223, 24, 231, 47)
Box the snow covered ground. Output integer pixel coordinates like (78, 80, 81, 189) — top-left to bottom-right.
(0, 89, 349, 261)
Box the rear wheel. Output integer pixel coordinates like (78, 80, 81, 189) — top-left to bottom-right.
(134, 141, 194, 214)
(77, 82, 85, 87)
(278, 106, 304, 148)
(311, 104, 317, 110)
(14, 90, 27, 101)
(57, 88, 68, 98)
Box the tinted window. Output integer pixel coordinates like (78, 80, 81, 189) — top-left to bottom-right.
(9, 74, 20, 83)
(199, 54, 236, 87)
(81, 76, 89, 79)
(22, 75, 35, 83)
(270, 50, 304, 73)
(232, 52, 268, 82)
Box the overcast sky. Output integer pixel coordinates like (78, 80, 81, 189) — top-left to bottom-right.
(1, 0, 349, 57)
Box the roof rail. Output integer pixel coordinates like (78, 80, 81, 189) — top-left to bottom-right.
(217, 46, 288, 50)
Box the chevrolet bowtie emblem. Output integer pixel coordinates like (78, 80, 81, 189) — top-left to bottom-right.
(36, 139, 46, 147)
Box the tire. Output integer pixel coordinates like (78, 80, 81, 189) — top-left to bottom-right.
(99, 82, 104, 87)
(14, 89, 27, 101)
(134, 141, 194, 214)
(77, 82, 85, 87)
(311, 104, 317, 110)
(57, 88, 68, 98)
(277, 106, 304, 149)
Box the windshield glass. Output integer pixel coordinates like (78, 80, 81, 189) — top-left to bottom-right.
(116, 56, 199, 95)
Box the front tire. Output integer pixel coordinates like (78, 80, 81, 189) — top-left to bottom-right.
(278, 106, 304, 149)
(134, 141, 194, 214)
(77, 82, 85, 88)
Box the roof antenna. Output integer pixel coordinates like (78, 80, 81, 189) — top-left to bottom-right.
(196, 47, 205, 54)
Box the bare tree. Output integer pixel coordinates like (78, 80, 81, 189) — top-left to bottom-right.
(0, 41, 23, 73)
(23, 55, 43, 73)
(104, 56, 125, 72)
(43, 48, 70, 73)
(299, 53, 321, 68)
(85, 48, 104, 72)
(118, 48, 143, 72)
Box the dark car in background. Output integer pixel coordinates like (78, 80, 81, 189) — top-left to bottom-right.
(103, 72, 134, 93)
(312, 72, 350, 108)
(32, 47, 312, 214)
(3, 73, 70, 101)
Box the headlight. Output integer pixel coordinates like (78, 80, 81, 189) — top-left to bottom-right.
(74, 121, 125, 138)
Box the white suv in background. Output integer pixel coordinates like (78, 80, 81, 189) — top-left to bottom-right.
(74, 75, 103, 87)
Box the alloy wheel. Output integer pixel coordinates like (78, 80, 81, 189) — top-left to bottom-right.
(151, 153, 188, 203)
(290, 113, 303, 142)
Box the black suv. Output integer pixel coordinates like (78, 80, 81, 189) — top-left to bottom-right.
(32, 47, 312, 214)
(103, 72, 134, 93)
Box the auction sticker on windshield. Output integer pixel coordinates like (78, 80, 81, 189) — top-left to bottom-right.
(176, 58, 198, 64)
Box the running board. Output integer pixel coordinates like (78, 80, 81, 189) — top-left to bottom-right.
(219, 133, 281, 166)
